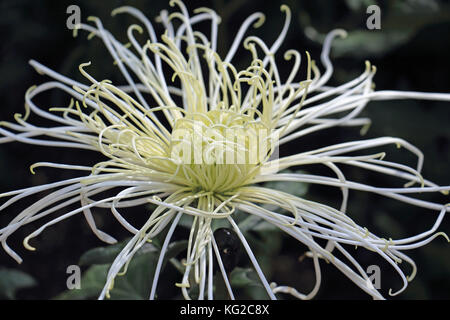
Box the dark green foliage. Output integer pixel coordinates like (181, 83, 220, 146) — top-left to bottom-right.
(0, 0, 449, 300)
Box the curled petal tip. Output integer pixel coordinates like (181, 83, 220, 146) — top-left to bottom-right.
(253, 14, 265, 28)
(280, 4, 290, 14)
(23, 237, 36, 251)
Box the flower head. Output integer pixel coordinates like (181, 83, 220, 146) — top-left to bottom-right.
(1, 0, 449, 300)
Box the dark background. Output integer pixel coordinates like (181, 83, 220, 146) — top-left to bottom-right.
(0, 0, 449, 300)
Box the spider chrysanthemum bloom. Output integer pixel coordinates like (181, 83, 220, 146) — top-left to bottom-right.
(0, 1, 449, 300)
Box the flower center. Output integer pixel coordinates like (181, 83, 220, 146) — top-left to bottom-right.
(168, 109, 274, 194)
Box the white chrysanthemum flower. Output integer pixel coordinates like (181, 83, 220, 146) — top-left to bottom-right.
(0, 1, 449, 300)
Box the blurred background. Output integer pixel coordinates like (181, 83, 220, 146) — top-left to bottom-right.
(0, 0, 449, 300)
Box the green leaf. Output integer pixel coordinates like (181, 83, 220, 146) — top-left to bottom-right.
(345, 0, 374, 11)
(230, 267, 261, 288)
(0, 268, 37, 299)
(328, 30, 409, 58)
(79, 239, 129, 266)
(165, 240, 188, 261)
(238, 215, 278, 233)
(245, 285, 271, 300)
(57, 253, 157, 300)
(55, 264, 109, 300)
(305, 8, 450, 59)
(177, 214, 194, 229)
(58, 239, 188, 300)
(117, 247, 158, 299)
(262, 170, 309, 197)
(211, 217, 232, 231)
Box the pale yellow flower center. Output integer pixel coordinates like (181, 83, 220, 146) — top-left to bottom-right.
(169, 109, 273, 194)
